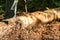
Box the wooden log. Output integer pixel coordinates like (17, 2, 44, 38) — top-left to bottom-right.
(16, 15, 37, 29)
(32, 11, 57, 23)
(16, 9, 60, 29)
(44, 9, 60, 19)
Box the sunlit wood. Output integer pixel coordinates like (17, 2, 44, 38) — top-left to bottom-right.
(16, 9, 60, 29)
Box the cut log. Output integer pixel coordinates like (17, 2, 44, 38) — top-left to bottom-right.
(16, 15, 37, 29)
(16, 10, 60, 29)
(32, 11, 57, 23)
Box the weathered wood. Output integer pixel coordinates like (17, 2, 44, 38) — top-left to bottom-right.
(16, 15, 37, 29)
(16, 9, 60, 29)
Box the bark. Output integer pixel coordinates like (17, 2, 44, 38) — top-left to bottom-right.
(16, 15, 37, 29)
(16, 9, 60, 29)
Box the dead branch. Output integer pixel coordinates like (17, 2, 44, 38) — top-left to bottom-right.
(16, 9, 60, 29)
